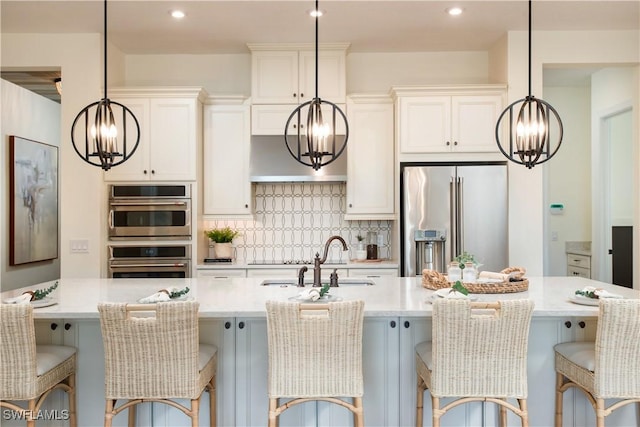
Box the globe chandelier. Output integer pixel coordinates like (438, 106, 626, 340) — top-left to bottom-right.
(284, 0, 349, 171)
(70, 0, 140, 171)
(495, 0, 563, 169)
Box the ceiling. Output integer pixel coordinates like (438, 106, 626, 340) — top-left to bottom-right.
(1, 1, 638, 99)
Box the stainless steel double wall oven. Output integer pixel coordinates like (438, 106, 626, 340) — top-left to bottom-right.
(107, 184, 192, 278)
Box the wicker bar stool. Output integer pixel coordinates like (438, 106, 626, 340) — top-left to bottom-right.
(265, 300, 365, 427)
(98, 301, 217, 427)
(554, 298, 640, 427)
(415, 299, 534, 427)
(0, 303, 77, 427)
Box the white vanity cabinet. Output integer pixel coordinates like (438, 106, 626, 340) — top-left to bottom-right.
(393, 86, 505, 154)
(202, 97, 253, 218)
(345, 95, 395, 220)
(105, 88, 204, 182)
(567, 253, 591, 278)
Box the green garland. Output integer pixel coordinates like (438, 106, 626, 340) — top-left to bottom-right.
(32, 281, 58, 300)
(169, 287, 190, 299)
(319, 283, 330, 298)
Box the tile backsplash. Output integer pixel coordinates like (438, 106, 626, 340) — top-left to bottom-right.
(203, 183, 393, 263)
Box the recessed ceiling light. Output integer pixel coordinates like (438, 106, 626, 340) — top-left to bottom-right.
(309, 9, 324, 18)
(446, 7, 464, 16)
(170, 10, 186, 19)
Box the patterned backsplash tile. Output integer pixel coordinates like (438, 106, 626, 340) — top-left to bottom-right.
(203, 183, 393, 263)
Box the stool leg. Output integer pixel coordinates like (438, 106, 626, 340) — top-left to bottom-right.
(431, 395, 441, 427)
(191, 398, 200, 427)
(268, 398, 277, 427)
(105, 399, 115, 427)
(555, 372, 564, 427)
(499, 401, 507, 427)
(353, 397, 364, 427)
(128, 401, 136, 427)
(416, 377, 425, 427)
(596, 398, 605, 427)
(519, 398, 529, 427)
(27, 398, 36, 427)
(67, 373, 77, 427)
(208, 378, 216, 427)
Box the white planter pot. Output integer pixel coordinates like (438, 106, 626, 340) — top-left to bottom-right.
(212, 242, 234, 259)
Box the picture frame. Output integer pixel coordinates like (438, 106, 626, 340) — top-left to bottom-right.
(9, 136, 59, 265)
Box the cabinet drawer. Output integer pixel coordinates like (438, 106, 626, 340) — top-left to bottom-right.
(349, 268, 398, 277)
(568, 265, 590, 278)
(197, 269, 246, 279)
(567, 253, 591, 269)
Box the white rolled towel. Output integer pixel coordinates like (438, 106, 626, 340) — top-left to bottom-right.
(478, 271, 510, 281)
(4, 292, 34, 304)
(298, 288, 321, 302)
(434, 288, 470, 299)
(138, 289, 172, 304)
(593, 289, 623, 299)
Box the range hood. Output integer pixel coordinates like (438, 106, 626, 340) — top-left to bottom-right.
(250, 136, 347, 183)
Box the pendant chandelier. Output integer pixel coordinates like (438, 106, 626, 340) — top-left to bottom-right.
(70, 0, 140, 171)
(495, 0, 563, 169)
(284, 0, 348, 171)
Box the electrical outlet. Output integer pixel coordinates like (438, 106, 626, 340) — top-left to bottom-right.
(70, 239, 89, 253)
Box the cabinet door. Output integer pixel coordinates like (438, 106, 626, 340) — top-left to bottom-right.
(103, 97, 151, 181)
(235, 318, 315, 427)
(451, 95, 502, 152)
(299, 50, 346, 104)
(398, 96, 451, 153)
(203, 102, 252, 217)
(345, 100, 394, 218)
(318, 317, 400, 427)
(251, 51, 299, 104)
(149, 98, 197, 181)
(252, 103, 347, 136)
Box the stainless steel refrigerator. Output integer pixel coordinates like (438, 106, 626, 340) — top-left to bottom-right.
(401, 163, 508, 277)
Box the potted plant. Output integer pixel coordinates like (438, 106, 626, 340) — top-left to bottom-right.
(205, 227, 240, 259)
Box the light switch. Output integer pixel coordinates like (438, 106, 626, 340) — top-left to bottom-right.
(551, 231, 558, 242)
(70, 239, 89, 253)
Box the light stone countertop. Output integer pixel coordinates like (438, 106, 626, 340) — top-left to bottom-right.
(2, 276, 637, 320)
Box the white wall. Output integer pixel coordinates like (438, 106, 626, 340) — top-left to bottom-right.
(0, 80, 61, 290)
(505, 30, 639, 276)
(543, 85, 592, 276)
(2, 33, 107, 281)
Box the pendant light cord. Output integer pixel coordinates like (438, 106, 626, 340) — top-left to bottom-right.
(103, 0, 108, 99)
(527, 0, 532, 97)
(314, 0, 319, 99)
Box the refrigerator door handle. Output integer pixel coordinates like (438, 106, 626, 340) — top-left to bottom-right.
(457, 177, 464, 255)
(450, 177, 456, 260)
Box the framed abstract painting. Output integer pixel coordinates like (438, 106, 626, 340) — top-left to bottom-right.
(9, 136, 59, 265)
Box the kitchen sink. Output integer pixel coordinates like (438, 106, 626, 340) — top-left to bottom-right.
(260, 278, 375, 287)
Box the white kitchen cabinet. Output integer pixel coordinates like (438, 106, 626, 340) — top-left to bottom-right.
(345, 95, 395, 219)
(348, 268, 398, 278)
(202, 97, 253, 218)
(567, 253, 591, 278)
(249, 44, 348, 105)
(394, 86, 505, 154)
(197, 268, 247, 278)
(105, 88, 204, 182)
(251, 103, 347, 136)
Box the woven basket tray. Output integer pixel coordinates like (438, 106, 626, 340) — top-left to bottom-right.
(422, 267, 529, 294)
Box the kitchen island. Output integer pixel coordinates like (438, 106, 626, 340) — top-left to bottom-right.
(2, 276, 638, 427)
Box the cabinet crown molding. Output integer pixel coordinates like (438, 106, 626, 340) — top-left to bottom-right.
(347, 93, 393, 104)
(247, 42, 350, 52)
(390, 84, 507, 98)
(109, 86, 208, 101)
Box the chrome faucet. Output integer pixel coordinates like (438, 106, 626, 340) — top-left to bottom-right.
(313, 235, 348, 287)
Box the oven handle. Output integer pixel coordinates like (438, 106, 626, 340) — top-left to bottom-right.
(109, 263, 187, 268)
(109, 201, 188, 206)
(109, 210, 114, 229)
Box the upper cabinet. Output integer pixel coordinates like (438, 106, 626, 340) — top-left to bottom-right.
(203, 97, 253, 218)
(248, 43, 349, 136)
(345, 95, 395, 220)
(393, 85, 506, 154)
(105, 88, 205, 182)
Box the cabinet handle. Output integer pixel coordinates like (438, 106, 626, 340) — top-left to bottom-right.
(349, 203, 353, 208)
(64, 323, 71, 330)
(293, 124, 297, 129)
(453, 141, 458, 146)
(565, 321, 572, 328)
(224, 321, 231, 329)
(143, 170, 148, 174)
(238, 321, 245, 330)
(245, 204, 248, 208)
(578, 321, 586, 329)
(300, 93, 304, 98)
(446, 141, 450, 146)
(404, 321, 410, 329)
(151, 170, 155, 174)
(293, 93, 297, 98)
(50, 323, 58, 330)
(300, 124, 304, 129)
(390, 320, 396, 328)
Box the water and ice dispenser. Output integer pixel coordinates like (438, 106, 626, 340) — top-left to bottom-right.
(414, 229, 446, 275)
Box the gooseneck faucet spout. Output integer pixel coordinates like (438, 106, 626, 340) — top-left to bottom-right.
(313, 235, 348, 287)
